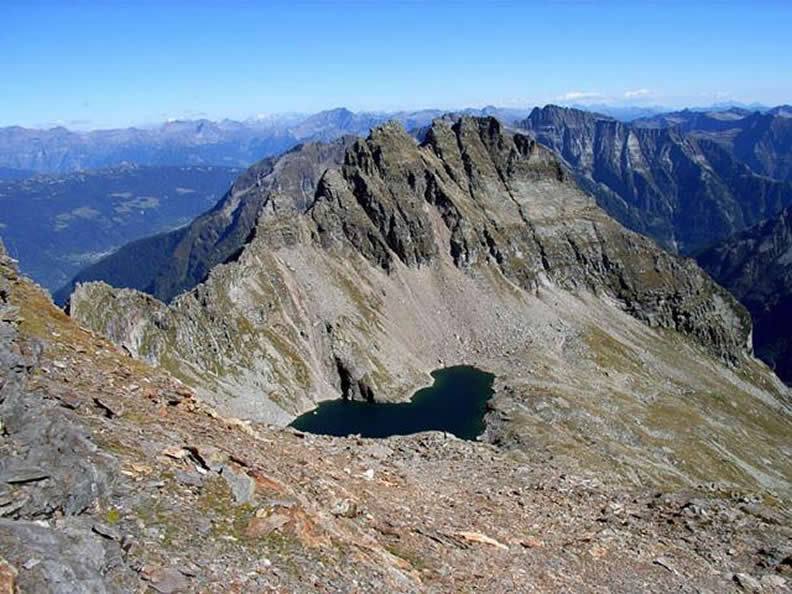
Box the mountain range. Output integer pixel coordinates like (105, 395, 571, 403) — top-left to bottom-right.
(65, 117, 791, 492)
(3, 114, 792, 592)
(634, 106, 792, 182)
(4, 103, 781, 178)
(0, 107, 534, 176)
(517, 105, 792, 254)
(47, 104, 792, 386)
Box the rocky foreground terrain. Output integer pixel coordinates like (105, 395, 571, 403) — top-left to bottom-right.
(2, 234, 792, 592)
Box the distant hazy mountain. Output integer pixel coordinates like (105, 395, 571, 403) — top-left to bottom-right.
(767, 104, 792, 117)
(0, 107, 535, 175)
(0, 121, 298, 173)
(633, 108, 792, 181)
(518, 105, 792, 254)
(0, 164, 239, 292)
(0, 167, 35, 180)
(696, 206, 792, 383)
(565, 104, 667, 121)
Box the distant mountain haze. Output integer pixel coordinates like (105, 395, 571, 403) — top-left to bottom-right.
(4, 103, 774, 176)
(0, 107, 535, 175)
(0, 164, 240, 292)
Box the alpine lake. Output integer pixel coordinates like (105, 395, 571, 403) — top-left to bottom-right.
(289, 365, 495, 440)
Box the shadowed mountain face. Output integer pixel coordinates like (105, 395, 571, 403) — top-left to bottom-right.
(697, 206, 792, 383)
(0, 164, 240, 292)
(634, 108, 792, 182)
(517, 106, 792, 254)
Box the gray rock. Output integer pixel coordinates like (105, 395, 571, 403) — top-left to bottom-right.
(145, 567, 189, 593)
(173, 470, 203, 488)
(760, 574, 788, 589)
(0, 467, 49, 484)
(733, 572, 762, 591)
(91, 523, 120, 541)
(0, 518, 134, 593)
(93, 398, 123, 419)
(220, 466, 255, 504)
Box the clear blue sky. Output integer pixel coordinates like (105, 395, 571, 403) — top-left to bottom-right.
(1, 0, 790, 129)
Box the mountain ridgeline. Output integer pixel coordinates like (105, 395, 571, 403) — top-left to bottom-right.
(56, 138, 357, 304)
(517, 106, 792, 254)
(0, 107, 535, 175)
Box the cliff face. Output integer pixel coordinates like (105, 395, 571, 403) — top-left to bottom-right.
(733, 113, 792, 182)
(697, 206, 792, 383)
(64, 118, 792, 496)
(518, 106, 792, 254)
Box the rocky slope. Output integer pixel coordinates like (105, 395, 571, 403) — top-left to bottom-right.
(517, 106, 792, 254)
(65, 118, 792, 500)
(697, 206, 792, 384)
(2, 202, 792, 591)
(0, 164, 240, 293)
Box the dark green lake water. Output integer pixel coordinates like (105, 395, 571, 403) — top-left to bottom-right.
(289, 366, 495, 440)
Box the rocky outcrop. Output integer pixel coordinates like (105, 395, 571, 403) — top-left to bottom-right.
(697, 206, 792, 383)
(518, 105, 792, 254)
(0, 243, 139, 591)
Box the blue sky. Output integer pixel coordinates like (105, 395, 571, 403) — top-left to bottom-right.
(1, 0, 790, 129)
